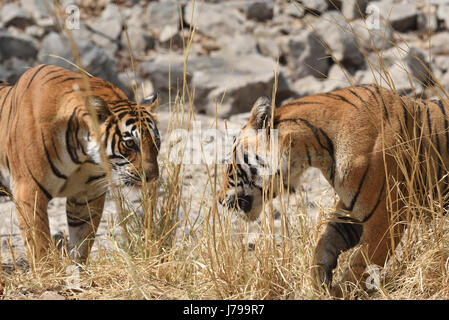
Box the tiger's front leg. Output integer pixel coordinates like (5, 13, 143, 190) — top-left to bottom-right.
(14, 182, 51, 264)
(311, 205, 363, 295)
(66, 193, 106, 263)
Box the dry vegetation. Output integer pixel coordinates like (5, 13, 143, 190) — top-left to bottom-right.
(2, 0, 449, 300)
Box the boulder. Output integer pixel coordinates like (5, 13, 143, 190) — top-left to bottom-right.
(139, 53, 293, 117)
(1, 3, 33, 29)
(0, 31, 37, 60)
(311, 12, 365, 70)
(246, 1, 274, 22)
(341, 0, 369, 20)
(374, 1, 418, 32)
(430, 32, 449, 54)
(183, 2, 244, 38)
(145, 1, 180, 32)
(280, 29, 330, 79)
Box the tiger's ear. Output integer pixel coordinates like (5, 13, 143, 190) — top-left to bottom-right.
(140, 91, 159, 112)
(87, 96, 110, 123)
(249, 96, 272, 129)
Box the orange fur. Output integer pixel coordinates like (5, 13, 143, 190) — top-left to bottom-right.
(219, 84, 448, 297)
(0, 64, 160, 263)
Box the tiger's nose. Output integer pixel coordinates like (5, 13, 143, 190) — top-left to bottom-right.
(145, 167, 159, 182)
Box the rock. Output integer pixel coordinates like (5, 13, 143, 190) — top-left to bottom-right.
(404, 46, 434, 86)
(138, 54, 189, 110)
(374, 1, 418, 32)
(145, 1, 180, 31)
(301, 0, 328, 14)
(139, 53, 292, 117)
(189, 54, 290, 117)
(246, 1, 274, 22)
(418, 4, 438, 32)
(430, 32, 449, 54)
(284, 1, 305, 18)
(280, 29, 330, 79)
(356, 63, 423, 95)
(1, 3, 33, 29)
(184, 2, 244, 38)
(351, 18, 394, 51)
(20, 0, 52, 21)
(293, 65, 350, 98)
(38, 32, 74, 68)
(341, 0, 368, 20)
(312, 12, 364, 70)
(121, 26, 155, 57)
(212, 34, 258, 56)
(123, 4, 145, 28)
(437, 4, 449, 29)
(0, 31, 37, 60)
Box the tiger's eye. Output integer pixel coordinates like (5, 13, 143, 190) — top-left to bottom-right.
(124, 139, 137, 150)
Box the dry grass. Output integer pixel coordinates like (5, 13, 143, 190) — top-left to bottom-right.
(2, 0, 449, 300)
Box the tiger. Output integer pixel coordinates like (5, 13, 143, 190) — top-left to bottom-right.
(0, 64, 161, 263)
(218, 84, 449, 297)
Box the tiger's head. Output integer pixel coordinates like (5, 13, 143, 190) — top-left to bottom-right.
(218, 96, 280, 221)
(87, 92, 161, 188)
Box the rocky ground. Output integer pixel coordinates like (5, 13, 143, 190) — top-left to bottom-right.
(1, 0, 448, 263)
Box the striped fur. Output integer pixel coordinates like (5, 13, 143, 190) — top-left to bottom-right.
(0, 64, 160, 263)
(219, 84, 449, 296)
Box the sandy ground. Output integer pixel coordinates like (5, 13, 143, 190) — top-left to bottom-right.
(0, 111, 336, 264)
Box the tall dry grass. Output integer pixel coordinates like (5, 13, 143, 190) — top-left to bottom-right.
(2, 0, 449, 300)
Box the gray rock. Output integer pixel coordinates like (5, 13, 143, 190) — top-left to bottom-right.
(139, 53, 292, 117)
(212, 34, 258, 56)
(430, 32, 449, 54)
(20, 0, 52, 21)
(138, 54, 189, 110)
(123, 4, 145, 28)
(341, 0, 369, 20)
(416, 5, 438, 31)
(145, 1, 180, 31)
(38, 32, 75, 68)
(0, 31, 37, 60)
(246, 1, 274, 22)
(1, 3, 33, 28)
(189, 54, 288, 117)
(434, 55, 449, 74)
(374, 1, 418, 32)
(350, 18, 394, 51)
(121, 26, 155, 57)
(280, 29, 330, 79)
(437, 4, 449, 29)
(85, 3, 123, 57)
(312, 12, 364, 70)
(184, 2, 244, 38)
(405, 46, 434, 86)
(301, 0, 328, 13)
(284, 1, 305, 18)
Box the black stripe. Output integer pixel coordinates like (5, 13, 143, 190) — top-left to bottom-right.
(362, 181, 385, 223)
(25, 164, 52, 200)
(66, 109, 82, 164)
(305, 144, 312, 166)
(67, 193, 106, 207)
(86, 174, 106, 184)
(42, 132, 67, 180)
(374, 86, 389, 120)
(324, 92, 359, 109)
(347, 164, 369, 211)
(26, 64, 48, 89)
